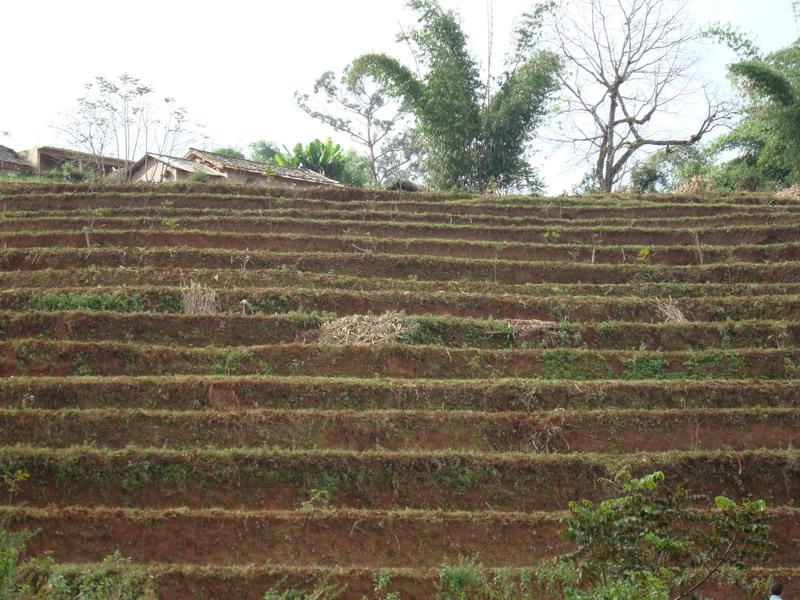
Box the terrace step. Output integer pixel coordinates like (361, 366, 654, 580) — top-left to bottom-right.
(6, 506, 800, 574)
(2, 311, 800, 352)
(3, 287, 800, 322)
(0, 339, 797, 379)
(1, 408, 797, 453)
(3, 447, 799, 511)
(4, 248, 799, 284)
(3, 216, 800, 245)
(1, 190, 797, 215)
(2, 376, 798, 412)
(5, 268, 800, 298)
(3, 230, 800, 264)
(6, 206, 799, 228)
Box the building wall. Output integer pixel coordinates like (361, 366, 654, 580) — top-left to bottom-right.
(22, 149, 124, 176)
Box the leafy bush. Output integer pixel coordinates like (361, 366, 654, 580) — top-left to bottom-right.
(0, 523, 155, 599)
(538, 470, 773, 599)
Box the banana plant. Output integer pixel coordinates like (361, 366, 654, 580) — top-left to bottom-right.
(275, 138, 346, 181)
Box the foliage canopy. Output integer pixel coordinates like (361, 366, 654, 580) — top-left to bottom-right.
(347, 0, 560, 192)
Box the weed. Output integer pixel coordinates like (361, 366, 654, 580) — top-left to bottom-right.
(1, 468, 29, 501)
(543, 227, 561, 239)
(541, 350, 613, 380)
(72, 353, 94, 377)
(263, 579, 344, 600)
(622, 356, 665, 380)
(785, 357, 800, 378)
(300, 487, 333, 509)
(684, 351, 745, 379)
(211, 349, 259, 376)
(0, 524, 155, 600)
(438, 557, 485, 600)
(636, 247, 653, 263)
(30, 290, 147, 313)
(373, 570, 400, 600)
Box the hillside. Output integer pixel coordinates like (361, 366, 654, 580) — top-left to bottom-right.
(0, 183, 798, 598)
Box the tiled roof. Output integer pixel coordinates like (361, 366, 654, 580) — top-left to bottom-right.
(29, 146, 129, 167)
(133, 153, 225, 177)
(0, 145, 31, 169)
(186, 148, 343, 186)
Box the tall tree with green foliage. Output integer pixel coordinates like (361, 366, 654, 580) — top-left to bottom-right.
(249, 140, 281, 163)
(709, 32, 800, 189)
(211, 146, 245, 159)
(347, 0, 560, 192)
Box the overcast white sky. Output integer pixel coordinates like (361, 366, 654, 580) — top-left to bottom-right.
(1, 0, 797, 191)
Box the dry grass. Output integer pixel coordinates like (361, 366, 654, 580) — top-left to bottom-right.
(774, 184, 800, 201)
(181, 280, 218, 314)
(679, 176, 716, 195)
(506, 319, 559, 345)
(655, 296, 688, 323)
(318, 312, 404, 345)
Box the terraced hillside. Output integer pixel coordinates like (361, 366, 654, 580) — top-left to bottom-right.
(1, 183, 799, 598)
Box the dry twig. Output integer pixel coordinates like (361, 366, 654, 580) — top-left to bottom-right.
(181, 280, 218, 314)
(655, 296, 688, 323)
(318, 312, 404, 345)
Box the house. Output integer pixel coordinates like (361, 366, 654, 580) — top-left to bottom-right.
(19, 146, 129, 177)
(184, 148, 343, 188)
(0, 146, 33, 176)
(129, 153, 226, 183)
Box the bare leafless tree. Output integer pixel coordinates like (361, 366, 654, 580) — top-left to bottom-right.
(544, 0, 733, 192)
(55, 74, 202, 177)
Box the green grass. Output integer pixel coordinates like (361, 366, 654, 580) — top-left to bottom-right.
(29, 290, 148, 313)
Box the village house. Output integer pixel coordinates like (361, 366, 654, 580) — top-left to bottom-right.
(184, 148, 343, 188)
(128, 153, 226, 183)
(0, 145, 33, 176)
(19, 146, 128, 177)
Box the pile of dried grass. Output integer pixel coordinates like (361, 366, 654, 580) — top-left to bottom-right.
(506, 319, 559, 345)
(655, 296, 688, 323)
(181, 280, 218, 314)
(679, 176, 716, 195)
(774, 184, 800, 201)
(318, 312, 404, 345)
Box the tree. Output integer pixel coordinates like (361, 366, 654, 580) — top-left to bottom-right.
(539, 471, 774, 599)
(628, 145, 711, 193)
(56, 74, 200, 176)
(347, 0, 561, 192)
(211, 146, 245, 159)
(249, 140, 281, 163)
(296, 68, 423, 186)
(707, 32, 800, 189)
(545, 0, 733, 192)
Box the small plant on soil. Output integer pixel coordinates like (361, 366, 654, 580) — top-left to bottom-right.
(438, 557, 534, 600)
(262, 579, 344, 600)
(537, 470, 773, 600)
(636, 247, 653, 263)
(1, 468, 29, 502)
